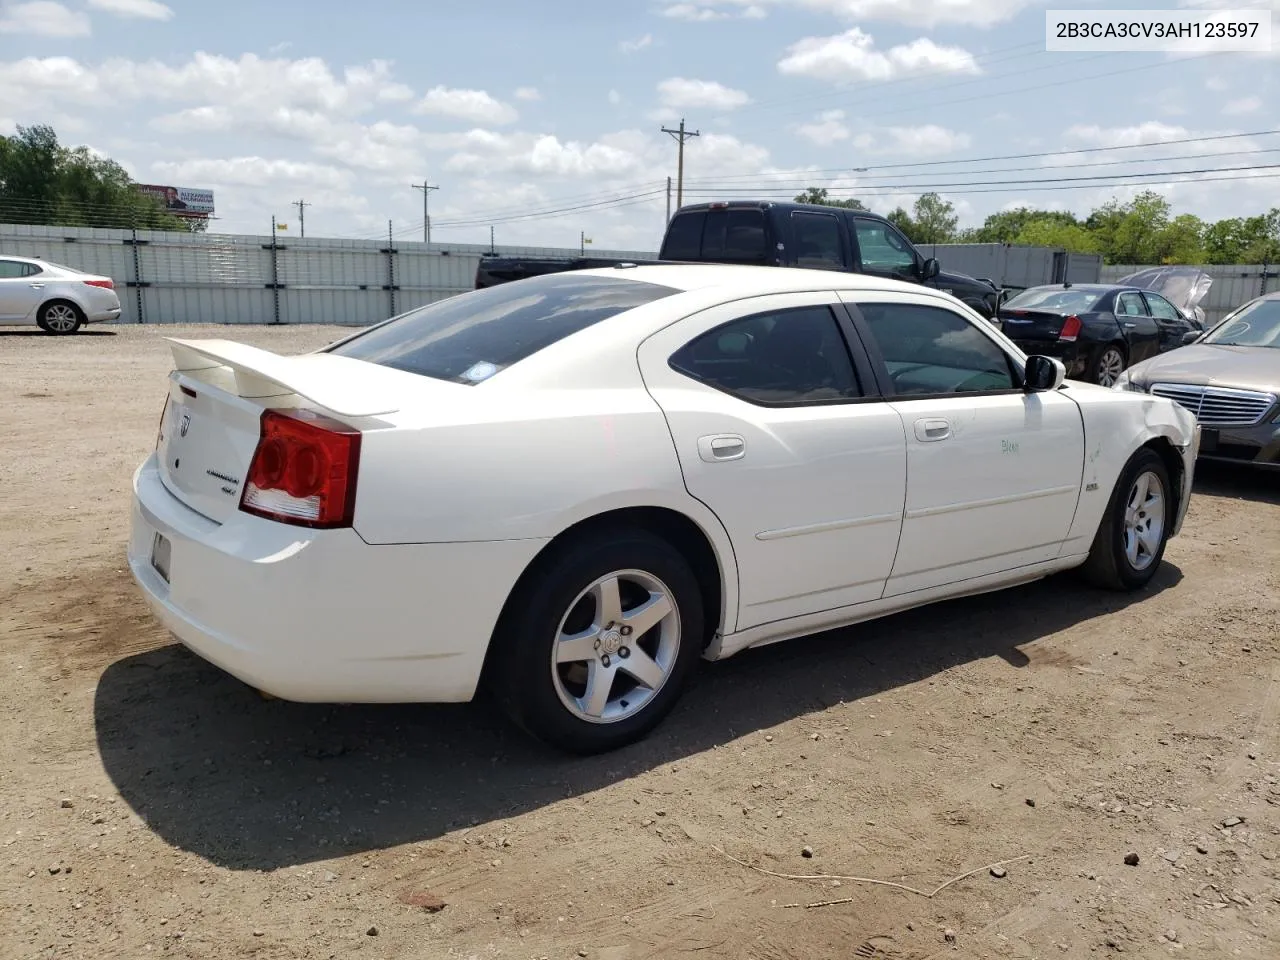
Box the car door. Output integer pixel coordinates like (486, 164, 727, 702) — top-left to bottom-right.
(0, 259, 41, 322)
(849, 217, 921, 285)
(637, 291, 907, 630)
(1113, 290, 1160, 363)
(1142, 291, 1195, 352)
(839, 292, 1085, 597)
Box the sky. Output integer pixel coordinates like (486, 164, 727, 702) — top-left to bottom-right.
(0, 0, 1277, 250)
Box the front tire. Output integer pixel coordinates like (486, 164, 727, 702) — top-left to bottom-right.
(488, 529, 705, 754)
(37, 301, 84, 335)
(1080, 448, 1171, 591)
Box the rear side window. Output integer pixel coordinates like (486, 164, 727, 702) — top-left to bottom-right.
(0, 259, 37, 278)
(1115, 292, 1148, 317)
(661, 212, 705, 260)
(662, 208, 767, 263)
(329, 274, 679, 384)
(670, 305, 861, 405)
(789, 212, 845, 269)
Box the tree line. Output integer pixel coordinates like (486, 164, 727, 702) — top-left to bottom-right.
(0, 125, 201, 232)
(794, 186, 1280, 265)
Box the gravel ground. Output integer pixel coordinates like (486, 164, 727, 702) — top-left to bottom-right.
(1, 323, 1278, 960)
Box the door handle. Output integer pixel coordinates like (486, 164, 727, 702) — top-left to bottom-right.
(1122, 322, 1136, 328)
(697, 434, 746, 462)
(914, 418, 951, 442)
(29, 282, 45, 289)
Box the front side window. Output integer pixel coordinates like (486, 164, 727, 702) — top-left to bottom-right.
(670, 305, 862, 404)
(329, 273, 679, 384)
(852, 219, 916, 277)
(1144, 293, 1183, 321)
(789, 212, 845, 269)
(856, 302, 1017, 395)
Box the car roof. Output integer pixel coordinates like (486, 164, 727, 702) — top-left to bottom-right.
(573, 262, 941, 298)
(673, 200, 892, 224)
(1017, 283, 1133, 294)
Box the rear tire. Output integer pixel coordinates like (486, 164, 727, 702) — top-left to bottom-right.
(1080, 448, 1171, 591)
(488, 528, 704, 754)
(1089, 343, 1126, 386)
(36, 301, 84, 335)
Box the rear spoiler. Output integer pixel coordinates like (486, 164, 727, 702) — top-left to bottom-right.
(166, 338, 402, 418)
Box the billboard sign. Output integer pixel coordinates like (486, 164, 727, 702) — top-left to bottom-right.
(135, 184, 215, 217)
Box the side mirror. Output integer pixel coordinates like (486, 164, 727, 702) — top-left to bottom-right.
(1181, 330, 1201, 346)
(919, 257, 940, 280)
(1024, 355, 1066, 392)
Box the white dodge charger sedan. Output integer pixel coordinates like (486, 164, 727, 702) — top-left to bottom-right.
(128, 265, 1198, 753)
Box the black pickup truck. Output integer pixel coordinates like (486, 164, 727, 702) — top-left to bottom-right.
(474, 200, 1003, 317)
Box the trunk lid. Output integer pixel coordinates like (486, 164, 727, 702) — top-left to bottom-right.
(999, 309, 1074, 342)
(155, 338, 412, 524)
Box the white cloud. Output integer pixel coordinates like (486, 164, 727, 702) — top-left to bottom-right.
(656, 77, 751, 111)
(654, 0, 1032, 28)
(152, 156, 353, 190)
(1205, 75, 1229, 92)
(413, 86, 518, 125)
(1064, 122, 1188, 148)
(514, 86, 541, 102)
(0, 1, 90, 36)
(87, 0, 174, 20)
(778, 28, 979, 83)
(1222, 95, 1261, 116)
(853, 124, 972, 156)
(796, 109, 849, 146)
(268, 40, 292, 55)
(619, 33, 653, 53)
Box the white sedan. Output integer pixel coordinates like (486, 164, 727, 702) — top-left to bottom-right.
(0, 255, 122, 333)
(127, 265, 1198, 753)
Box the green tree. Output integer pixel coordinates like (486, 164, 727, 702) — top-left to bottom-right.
(793, 186, 867, 210)
(0, 124, 196, 231)
(910, 192, 958, 244)
(970, 207, 1081, 244)
(885, 206, 917, 241)
(1014, 219, 1100, 254)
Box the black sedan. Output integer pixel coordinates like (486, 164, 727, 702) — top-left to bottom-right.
(997, 283, 1202, 386)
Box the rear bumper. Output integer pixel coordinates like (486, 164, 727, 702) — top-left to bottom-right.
(1009, 339, 1089, 378)
(86, 305, 122, 323)
(127, 454, 547, 702)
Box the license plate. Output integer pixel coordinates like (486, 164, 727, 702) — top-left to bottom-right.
(151, 532, 171, 583)
(1200, 428, 1219, 453)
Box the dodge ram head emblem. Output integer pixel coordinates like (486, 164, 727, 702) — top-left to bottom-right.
(179, 413, 191, 438)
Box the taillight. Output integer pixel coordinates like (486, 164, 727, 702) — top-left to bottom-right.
(83, 278, 114, 290)
(1058, 315, 1082, 342)
(240, 409, 361, 529)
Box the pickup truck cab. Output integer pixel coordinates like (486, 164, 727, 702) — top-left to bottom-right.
(474, 200, 1002, 318)
(660, 201, 1000, 317)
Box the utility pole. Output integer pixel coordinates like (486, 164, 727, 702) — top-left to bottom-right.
(489, 225, 495, 254)
(411, 178, 439, 245)
(292, 199, 310, 238)
(665, 176, 672, 226)
(661, 118, 699, 210)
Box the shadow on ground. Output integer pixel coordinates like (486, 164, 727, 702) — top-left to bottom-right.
(95, 561, 1182, 871)
(0, 329, 117, 337)
(1193, 460, 1280, 506)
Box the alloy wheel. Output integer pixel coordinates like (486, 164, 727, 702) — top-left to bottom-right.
(1122, 469, 1166, 571)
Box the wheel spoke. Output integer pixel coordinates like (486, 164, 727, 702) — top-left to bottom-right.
(619, 647, 666, 690)
(1124, 528, 1140, 565)
(592, 576, 624, 628)
(1137, 525, 1159, 557)
(621, 592, 672, 640)
(580, 660, 615, 718)
(556, 628, 599, 665)
(1131, 473, 1149, 508)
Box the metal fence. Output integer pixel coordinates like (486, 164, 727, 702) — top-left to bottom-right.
(1101, 263, 1277, 326)
(0, 223, 655, 326)
(3, 221, 1270, 327)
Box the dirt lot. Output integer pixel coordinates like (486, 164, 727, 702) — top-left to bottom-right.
(1, 323, 1278, 960)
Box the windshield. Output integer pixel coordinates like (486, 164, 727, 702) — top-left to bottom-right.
(1203, 297, 1280, 348)
(1002, 287, 1104, 314)
(327, 273, 680, 383)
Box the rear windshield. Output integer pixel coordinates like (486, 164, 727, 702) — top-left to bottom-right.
(327, 273, 680, 384)
(660, 208, 767, 264)
(1002, 287, 1105, 314)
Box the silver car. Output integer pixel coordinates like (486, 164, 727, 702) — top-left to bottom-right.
(1114, 291, 1280, 471)
(0, 255, 122, 334)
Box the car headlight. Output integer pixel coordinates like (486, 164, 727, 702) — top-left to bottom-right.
(1112, 370, 1146, 393)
